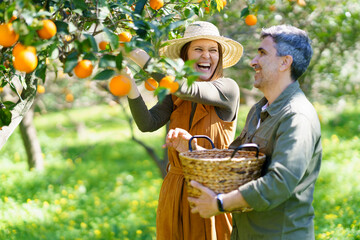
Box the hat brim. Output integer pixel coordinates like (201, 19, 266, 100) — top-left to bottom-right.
(159, 35, 243, 68)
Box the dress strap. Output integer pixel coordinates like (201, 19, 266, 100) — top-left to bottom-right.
(168, 164, 183, 175)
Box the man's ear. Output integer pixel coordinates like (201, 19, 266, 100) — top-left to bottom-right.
(279, 55, 293, 72)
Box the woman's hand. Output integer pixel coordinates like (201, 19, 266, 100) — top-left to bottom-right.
(121, 66, 140, 99)
(162, 128, 196, 153)
(127, 48, 151, 69)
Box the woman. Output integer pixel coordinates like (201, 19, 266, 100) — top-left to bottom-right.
(126, 21, 243, 239)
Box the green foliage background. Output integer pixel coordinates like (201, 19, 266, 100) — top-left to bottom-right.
(205, 0, 360, 104)
(1, 103, 360, 240)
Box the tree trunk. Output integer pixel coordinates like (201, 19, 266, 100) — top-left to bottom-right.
(0, 74, 37, 150)
(19, 106, 44, 171)
(118, 99, 169, 178)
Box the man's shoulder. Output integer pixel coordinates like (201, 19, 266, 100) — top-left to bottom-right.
(285, 93, 321, 132)
(288, 92, 317, 116)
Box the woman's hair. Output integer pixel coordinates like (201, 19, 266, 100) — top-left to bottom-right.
(180, 41, 224, 81)
(260, 25, 313, 81)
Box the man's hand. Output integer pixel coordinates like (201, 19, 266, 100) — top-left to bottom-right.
(162, 128, 195, 153)
(187, 180, 219, 218)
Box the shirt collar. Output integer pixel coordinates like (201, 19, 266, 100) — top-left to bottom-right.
(257, 81, 301, 117)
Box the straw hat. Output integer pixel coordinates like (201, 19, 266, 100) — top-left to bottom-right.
(159, 21, 243, 68)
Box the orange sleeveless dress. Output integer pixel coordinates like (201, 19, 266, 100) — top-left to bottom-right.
(156, 96, 237, 240)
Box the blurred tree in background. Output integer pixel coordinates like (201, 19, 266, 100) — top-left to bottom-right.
(206, 0, 360, 105)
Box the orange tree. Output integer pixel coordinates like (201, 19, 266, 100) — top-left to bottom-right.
(0, 0, 233, 149)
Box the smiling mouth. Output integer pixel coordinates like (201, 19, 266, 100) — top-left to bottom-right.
(197, 63, 211, 71)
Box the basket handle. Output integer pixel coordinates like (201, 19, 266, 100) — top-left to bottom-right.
(188, 135, 215, 152)
(230, 143, 260, 159)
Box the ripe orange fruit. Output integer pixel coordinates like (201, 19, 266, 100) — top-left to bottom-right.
(65, 93, 74, 102)
(245, 14, 257, 26)
(12, 43, 36, 57)
(144, 77, 159, 91)
(74, 60, 93, 79)
(99, 41, 109, 50)
(37, 85, 45, 94)
(37, 19, 57, 39)
(109, 75, 131, 96)
(149, 0, 164, 10)
(220, 0, 227, 8)
(118, 32, 132, 46)
(159, 75, 179, 93)
(297, 0, 306, 6)
(0, 23, 19, 47)
(13, 48, 38, 73)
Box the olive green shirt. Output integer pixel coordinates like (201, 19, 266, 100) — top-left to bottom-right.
(229, 81, 322, 240)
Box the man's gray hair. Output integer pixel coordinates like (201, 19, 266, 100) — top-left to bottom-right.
(261, 25, 313, 81)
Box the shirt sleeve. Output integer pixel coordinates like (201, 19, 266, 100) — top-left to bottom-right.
(175, 78, 240, 121)
(127, 94, 173, 132)
(238, 113, 318, 211)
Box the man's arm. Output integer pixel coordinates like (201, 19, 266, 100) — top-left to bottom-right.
(187, 181, 251, 218)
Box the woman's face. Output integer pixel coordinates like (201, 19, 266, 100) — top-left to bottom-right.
(187, 39, 220, 81)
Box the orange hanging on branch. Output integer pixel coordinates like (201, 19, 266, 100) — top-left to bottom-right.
(109, 75, 131, 97)
(0, 23, 19, 47)
(37, 19, 57, 39)
(245, 14, 257, 26)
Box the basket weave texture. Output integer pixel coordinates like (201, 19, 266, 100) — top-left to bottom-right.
(179, 148, 266, 212)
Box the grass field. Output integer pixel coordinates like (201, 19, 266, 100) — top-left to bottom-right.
(0, 102, 359, 239)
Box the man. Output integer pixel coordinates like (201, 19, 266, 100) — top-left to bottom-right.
(165, 25, 322, 239)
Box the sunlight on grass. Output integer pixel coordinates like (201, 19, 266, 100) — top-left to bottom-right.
(0, 103, 359, 239)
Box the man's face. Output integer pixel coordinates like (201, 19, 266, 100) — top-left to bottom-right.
(250, 36, 283, 90)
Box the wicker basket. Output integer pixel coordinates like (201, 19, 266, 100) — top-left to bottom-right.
(179, 135, 266, 212)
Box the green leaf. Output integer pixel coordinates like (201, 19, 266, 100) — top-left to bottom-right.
(103, 28, 119, 50)
(134, 0, 147, 15)
(167, 20, 185, 32)
(49, 45, 60, 59)
(0, 107, 12, 127)
(84, 34, 99, 52)
(240, 7, 249, 18)
(93, 69, 116, 81)
(35, 62, 47, 82)
(64, 53, 79, 73)
(83, 52, 97, 61)
(73, 0, 88, 10)
(184, 8, 195, 19)
(134, 20, 149, 38)
(99, 55, 116, 68)
(55, 21, 69, 34)
(116, 53, 123, 71)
